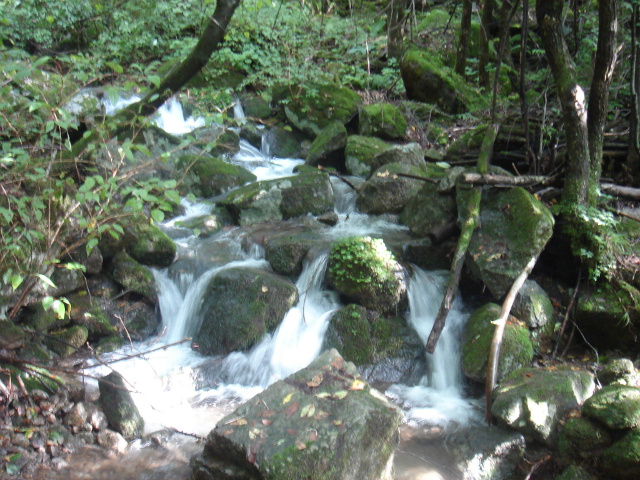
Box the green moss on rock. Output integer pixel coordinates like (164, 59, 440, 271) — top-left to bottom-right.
(45, 325, 89, 357)
(344, 135, 391, 177)
(582, 384, 640, 429)
(359, 103, 407, 140)
(176, 154, 256, 198)
(108, 251, 157, 301)
(557, 417, 612, 459)
(600, 430, 640, 479)
(306, 121, 348, 169)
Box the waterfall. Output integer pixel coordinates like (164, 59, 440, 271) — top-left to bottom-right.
(386, 269, 480, 427)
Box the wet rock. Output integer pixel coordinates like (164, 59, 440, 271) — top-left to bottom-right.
(45, 325, 89, 357)
(65, 402, 89, 428)
(327, 236, 407, 314)
(263, 125, 309, 159)
(191, 349, 402, 480)
(463, 187, 555, 299)
(306, 121, 348, 170)
(264, 235, 311, 278)
(599, 358, 640, 386)
(356, 163, 428, 214)
(86, 402, 109, 431)
(176, 154, 256, 198)
(557, 417, 612, 462)
(447, 426, 526, 480)
(582, 384, 640, 429)
(400, 183, 456, 238)
(512, 280, 554, 329)
(461, 303, 533, 383)
(358, 102, 407, 140)
(62, 243, 104, 275)
(491, 366, 596, 446)
(195, 267, 299, 355)
(366, 143, 426, 177)
(97, 429, 129, 453)
(99, 371, 144, 440)
(317, 211, 339, 226)
(107, 251, 157, 301)
(344, 135, 391, 178)
(197, 127, 241, 157)
(600, 430, 640, 479)
(239, 93, 273, 120)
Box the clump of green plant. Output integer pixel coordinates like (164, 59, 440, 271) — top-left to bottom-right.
(328, 236, 397, 288)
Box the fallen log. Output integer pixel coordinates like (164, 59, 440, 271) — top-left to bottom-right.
(601, 183, 640, 201)
(459, 173, 554, 186)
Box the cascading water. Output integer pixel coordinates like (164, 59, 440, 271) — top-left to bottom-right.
(79, 96, 478, 479)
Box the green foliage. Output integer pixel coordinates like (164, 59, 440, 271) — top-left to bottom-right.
(328, 236, 396, 288)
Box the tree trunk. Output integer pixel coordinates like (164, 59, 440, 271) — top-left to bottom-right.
(479, 0, 496, 88)
(69, 0, 241, 158)
(455, 0, 473, 76)
(628, 1, 640, 177)
(536, 0, 590, 207)
(388, 0, 407, 60)
(587, 0, 618, 205)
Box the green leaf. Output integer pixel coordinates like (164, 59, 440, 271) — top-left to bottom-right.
(150, 209, 165, 222)
(63, 262, 86, 272)
(35, 274, 57, 289)
(86, 238, 99, 255)
(10, 274, 24, 291)
(42, 296, 54, 310)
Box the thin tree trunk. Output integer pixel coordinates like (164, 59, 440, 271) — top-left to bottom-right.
(587, 0, 618, 205)
(426, 124, 499, 353)
(455, 0, 473, 76)
(519, 0, 536, 173)
(537, 0, 590, 207)
(388, 0, 407, 60)
(627, 1, 640, 176)
(69, 0, 241, 158)
(485, 255, 538, 423)
(479, 0, 496, 88)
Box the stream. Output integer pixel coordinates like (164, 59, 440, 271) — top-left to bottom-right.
(42, 97, 483, 480)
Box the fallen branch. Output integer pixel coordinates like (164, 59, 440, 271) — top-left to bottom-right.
(426, 124, 499, 353)
(459, 173, 554, 187)
(485, 255, 538, 424)
(317, 166, 359, 191)
(601, 183, 640, 201)
(395, 172, 439, 184)
(93, 338, 192, 366)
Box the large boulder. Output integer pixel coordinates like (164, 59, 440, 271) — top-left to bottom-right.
(220, 170, 334, 226)
(358, 103, 407, 140)
(326, 236, 407, 314)
(512, 279, 554, 329)
(274, 83, 362, 136)
(557, 417, 613, 463)
(400, 181, 456, 237)
(176, 154, 256, 198)
(344, 135, 391, 178)
(306, 121, 348, 170)
(107, 251, 157, 301)
(366, 142, 426, 176)
(582, 384, 640, 429)
(574, 283, 640, 351)
(600, 430, 640, 479)
(190, 349, 403, 480)
(491, 366, 596, 446)
(45, 325, 89, 357)
(99, 371, 144, 440)
(463, 187, 555, 299)
(194, 267, 299, 355)
(461, 303, 533, 384)
(356, 163, 428, 214)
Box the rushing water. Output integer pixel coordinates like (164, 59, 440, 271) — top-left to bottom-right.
(76, 97, 480, 479)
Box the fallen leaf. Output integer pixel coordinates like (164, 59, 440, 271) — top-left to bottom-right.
(282, 392, 295, 405)
(332, 419, 343, 426)
(287, 428, 299, 435)
(227, 417, 248, 426)
(314, 410, 329, 420)
(307, 373, 323, 388)
(350, 379, 366, 391)
(284, 401, 300, 418)
(315, 392, 331, 399)
(258, 409, 276, 417)
(261, 285, 269, 292)
(331, 357, 344, 370)
(333, 390, 348, 400)
(300, 403, 316, 418)
(221, 429, 233, 435)
(262, 419, 273, 426)
(295, 440, 307, 450)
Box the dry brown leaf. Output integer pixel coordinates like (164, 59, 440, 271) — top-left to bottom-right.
(307, 373, 323, 388)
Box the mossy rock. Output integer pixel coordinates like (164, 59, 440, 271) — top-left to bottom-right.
(344, 135, 391, 177)
(0, 320, 25, 349)
(68, 296, 117, 340)
(264, 235, 312, 278)
(462, 303, 533, 384)
(239, 92, 273, 120)
(3, 364, 62, 393)
(274, 82, 362, 136)
(108, 251, 157, 301)
(194, 127, 240, 157)
(176, 154, 256, 198)
(366, 143, 426, 176)
(124, 215, 176, 267)
(356, 162, 429, 214)
(194, 268, 299, 355)
(327, 236, 406, 314)
(582, 384, 640, 429)
(599, 358, 640, 386)
(45, 325, 89, 357)
(306, 121, 348, 170)
(574, 283, 640, 351)
(172, 208, 234, 238)
(95, 335, 125, 355)
(400, 47, 488, 113)
(512, 280, 554, 329)
(265, 125, 309, 159)
(464, 187, 555, 299)
(359, 102, 407, 140)
(557, 417, 612, 461)
(554, 465, 599, 480)
(327, 304, 374, 365)
(400, 181, 457, 237)
(99, 371, 144, 440)
(600, 430, 640, 479)
(20, 299, 70, 333)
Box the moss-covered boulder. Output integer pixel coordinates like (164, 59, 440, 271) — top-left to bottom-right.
(491, 366, 596, 445)
(512, 280, 554, 329)
(239, 92, 273, 120)
(344, 135, 391, 177)
(582, 384, 640, 429)
(194, 267, 299, 355)
(99, 371, 144, 440)
(400, 182, 457, 237)
(176, 154, 256, 198)
(125, 216, 176, 267)
(599, 358, 640, 386)
(600, 430, 640, 479)
(400, 47, 487, 113)
(220, 170, 334, 226)
(45, 325, 89, 357)
(264, 125, 309, 159)
(191, 349, 402, 480)
(555, 465, 599, 480)
(366, 142, 425, 176)
(356, 163, 428, 214)
(464, 187, 555, 299)
(326, 304, 375, 364)
(557, 417, 612, 462)
(67, 292, 118, 340)
(358, 103, 407, 140)
(274, 83, 362, 136)
(170, 208, 234, 239)
(107, 251, 157, 301)
(96, 335, 126, 355)
(327, 236, 406, 314)
(264, 235, 312, 278)
(461, 303, 533, 384)
(0, 320, 25, 349)
(49, 267, 85, 297)
(574, 283, 640, 351)
(195, 126, 241, 157)
(306, 121, 348, 170)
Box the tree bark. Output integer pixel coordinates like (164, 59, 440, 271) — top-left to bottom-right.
(479, 0, 496, 88)
(537, 0, 590, 207)
(628, 1, 640, 176)
(587, 0, 618, 204)
(388, 0, 407, 60)
(69, 0, 242, 158)
(455, 0, 473, 76)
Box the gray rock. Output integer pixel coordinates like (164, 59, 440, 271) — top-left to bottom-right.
(491, 366, 596, 446)
(99, 371, 144, 440)
(582, 384, 640, 429)
(344, 135, 391, 178)
(600, 430, 640, 479)
(65, 402, 88, 428)
(599, 358, 640, 386)
(512, 280, 554, 329)
(356, 163, 428, 214)
(191, 349, 402, 480)
(97, 429, 128, 453)
(108, 251, 157, 301)
(306, 121, 348, 170)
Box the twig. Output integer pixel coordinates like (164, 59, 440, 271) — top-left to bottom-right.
(552, 269, 581, 359)
(94, 338, 192, 366)
(317, 166, 359, 191)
